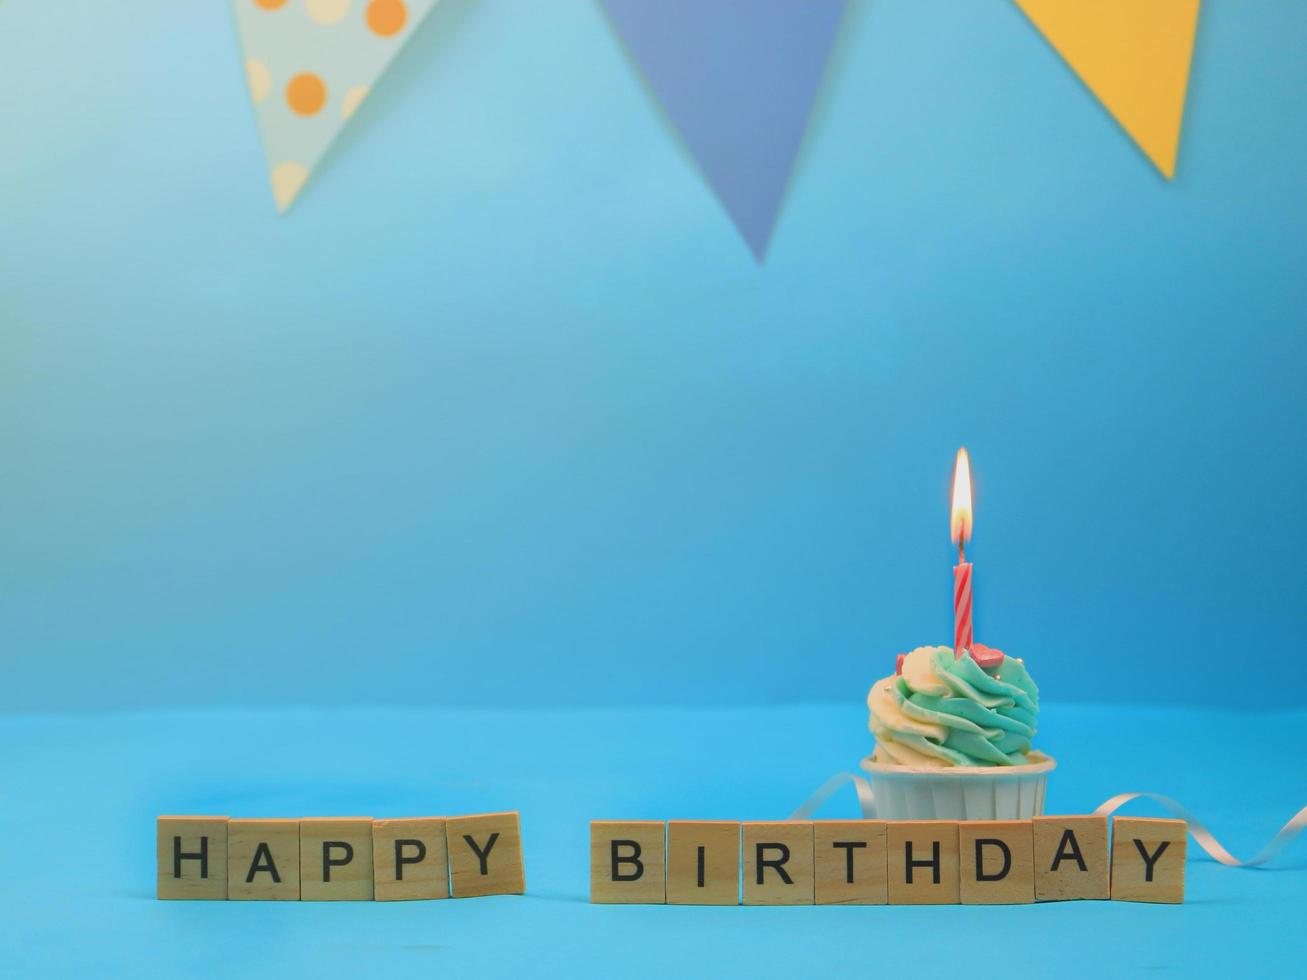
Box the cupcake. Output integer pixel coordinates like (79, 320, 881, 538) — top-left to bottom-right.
(862, 644, 1054, 820)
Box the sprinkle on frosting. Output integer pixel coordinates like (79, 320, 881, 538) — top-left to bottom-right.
(868, 646, 1039, 767)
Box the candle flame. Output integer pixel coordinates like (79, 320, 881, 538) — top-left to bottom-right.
(950, 448, 973, 546)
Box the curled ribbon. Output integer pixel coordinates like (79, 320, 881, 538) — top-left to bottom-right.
(1093, 792, 1307, 868)
(788, 772, 876, 821)
(789, 775, 1307, 868)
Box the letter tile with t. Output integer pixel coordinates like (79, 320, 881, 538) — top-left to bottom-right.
(742, 822, 814, 905)
(589, 821, 666, 904)
(447, 812, 526, 898)
(813, 820, 887, 905)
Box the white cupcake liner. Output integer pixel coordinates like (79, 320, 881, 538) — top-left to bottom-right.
(859, 752, 1055, 820)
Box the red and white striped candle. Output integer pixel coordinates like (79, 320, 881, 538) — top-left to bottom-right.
(950, 448, 974, 659)
(953, 559, 973, 655)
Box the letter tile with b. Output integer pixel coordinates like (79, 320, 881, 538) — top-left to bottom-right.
(590, 821, 666, 904)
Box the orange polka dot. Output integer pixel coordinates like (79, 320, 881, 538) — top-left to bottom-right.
(366, 0, 407, 37)
(285, 73, 327, 116)
(253, 0, 288, 9)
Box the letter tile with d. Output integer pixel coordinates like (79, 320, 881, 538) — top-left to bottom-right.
(959, 820, 1035, 904)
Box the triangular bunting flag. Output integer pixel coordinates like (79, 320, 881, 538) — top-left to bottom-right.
(1014, 0, 1201, 179)
(601, 0, 847, 259)
(233, 0, 439, 212)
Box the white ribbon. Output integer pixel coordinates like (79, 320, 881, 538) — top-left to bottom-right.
(1093, 792, 1307, 868)
(789, 775, 1307, 868)
(788, 772, 876, 820)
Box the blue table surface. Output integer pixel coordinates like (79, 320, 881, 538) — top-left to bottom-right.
(4, 702, 1305, 977)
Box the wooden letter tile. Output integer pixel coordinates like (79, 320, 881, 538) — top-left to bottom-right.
(590, 821, 666, 904)
(742, 822, 814, 905)
(156, 816, 228, 900)
(1033, 815, 1109, 901)
(373, 818, 450, 901)
(959, 820, 1035, 904)
(447, 812, 525, 898)
(300, 818, 374, 901)
(227, 819, 300, 900)
(667, 821, 740, 905)
(1111, 817, 1186, 904)
(886, 821, 959, 905)
(813, 820, 887, 905)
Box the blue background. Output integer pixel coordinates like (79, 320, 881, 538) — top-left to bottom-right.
(5, 704, 1306, 977)
(4, 0, 1307, 712)
(5, 2, 1307, 977)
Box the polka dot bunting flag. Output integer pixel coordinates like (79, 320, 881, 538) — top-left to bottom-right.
(233, 0, 439, 212)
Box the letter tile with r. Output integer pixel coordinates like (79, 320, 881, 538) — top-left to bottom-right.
(742, 822, 814, 905)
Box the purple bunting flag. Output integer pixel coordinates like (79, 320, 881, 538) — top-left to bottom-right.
(602, 0, 847, 260)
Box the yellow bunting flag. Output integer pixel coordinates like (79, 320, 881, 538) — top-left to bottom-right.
(1013, 0, 1201, 178)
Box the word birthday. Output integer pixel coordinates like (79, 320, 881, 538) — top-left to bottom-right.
(590, 815, 1186, 905)
(156, 812, 524, 901)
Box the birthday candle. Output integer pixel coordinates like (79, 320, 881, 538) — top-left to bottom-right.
(951, 448, 974, 658)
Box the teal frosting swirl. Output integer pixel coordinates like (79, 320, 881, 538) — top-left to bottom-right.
(867, 646, 1040, 767)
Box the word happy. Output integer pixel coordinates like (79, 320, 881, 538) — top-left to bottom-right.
(156, 812, 524, 901)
